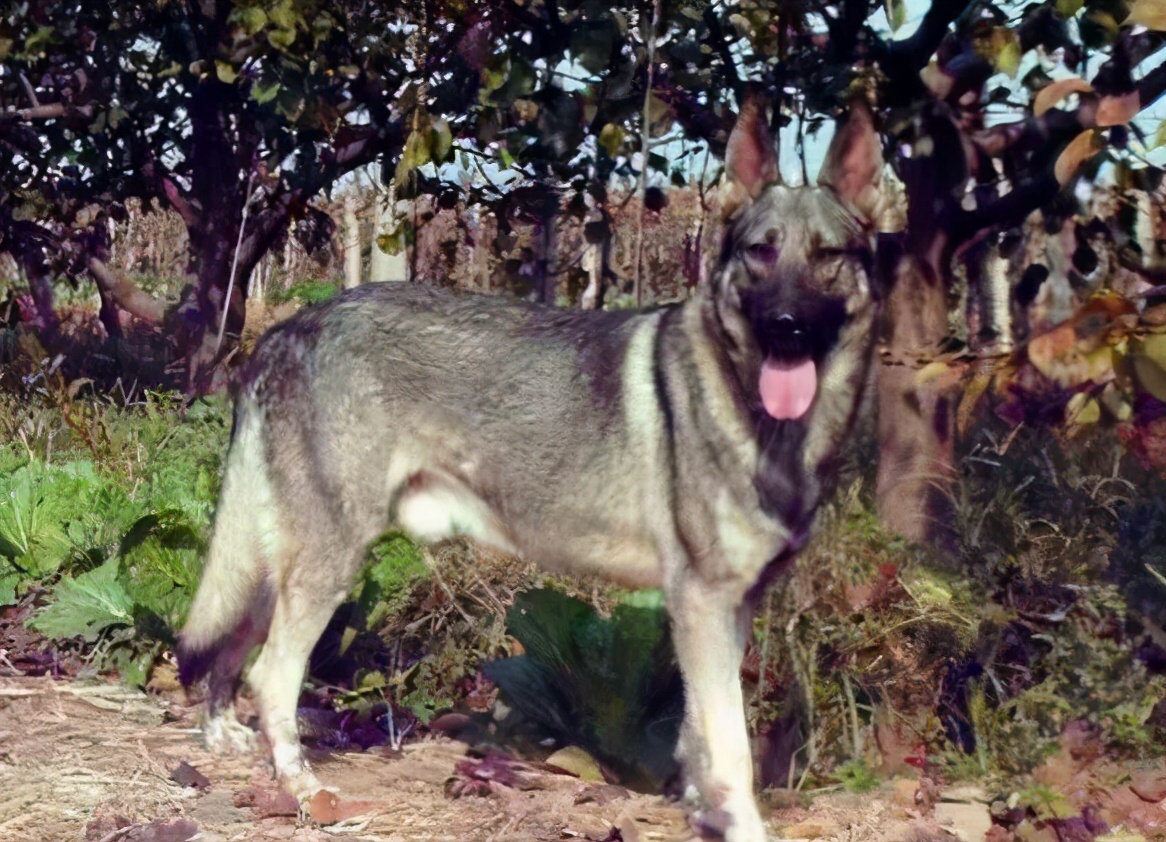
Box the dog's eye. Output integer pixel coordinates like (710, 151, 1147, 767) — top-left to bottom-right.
(743, 243, 779, 266)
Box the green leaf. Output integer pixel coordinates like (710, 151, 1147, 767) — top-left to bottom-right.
(215, 61, 238, 84)
(886, 0, 907, 32)
(0, 571, 19, 607)
(268, 26, 297, 50)
(267, 0, 300, 31)
(480, 62, 509, 96)
(396, 128, 432, 182)
(22, 26, 55, 57)
(30, 559, 134, 642)
(251, 80, 281, 105)
(231, 6, 268, 36)
(429, 119, 453, 163)
(996, 40, 1022, 78)
(122, 651, 153, 687)
(1153, 119, 1166, 151)
(0, 462, 91, 577)
(1132, 334, 1166, 401)
(598, 123, 625, 157)
(376, 222, 409, 256)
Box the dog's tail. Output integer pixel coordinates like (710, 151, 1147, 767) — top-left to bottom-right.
(177, 399, 279, 687)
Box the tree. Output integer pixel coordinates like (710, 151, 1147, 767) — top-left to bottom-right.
(6, 0, 1166, 536)
(2, 0, 442, 390)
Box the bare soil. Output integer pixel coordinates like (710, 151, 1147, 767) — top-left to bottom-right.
(0, 675, 961, 842)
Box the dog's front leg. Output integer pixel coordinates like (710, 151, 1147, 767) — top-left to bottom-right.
(669, 577, 766, 842)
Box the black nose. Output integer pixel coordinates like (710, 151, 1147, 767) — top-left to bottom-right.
(767, 313, 811, 358)
(774, 313, 803, 338)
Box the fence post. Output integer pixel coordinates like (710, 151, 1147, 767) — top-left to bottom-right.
(343, 193, 362, 289)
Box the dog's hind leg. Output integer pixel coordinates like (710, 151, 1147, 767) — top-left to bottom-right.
(247, 576, 349, 801)
(202, 582, 275, 753)
(244, 501, 376, 802)
(669, 577, 766, 842)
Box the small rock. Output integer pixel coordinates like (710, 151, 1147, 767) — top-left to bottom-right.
(232, 786, 298, 817)
(943, 785, 991, 804)
(1130, 769, 1166, 803)
(935, 801, 993, 842)
(126, 818, 199, 842)
(169, 760, 210, 790)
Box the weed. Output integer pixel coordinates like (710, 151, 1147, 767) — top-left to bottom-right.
(835, 758, 880, 793)
(269, 279, 339, 306)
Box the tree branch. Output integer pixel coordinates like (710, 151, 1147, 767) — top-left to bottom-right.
(954, 173, 1060, 242)
(156, 170, 200, 229)
(86, 257, 168, 323)
(654, 73, 731, 155)
(828, 0, 870, 67)
(973, 42, 1166, 160)
(702, 6, 743, 103)
(881, 0, 973, 74)
(1, 103, 95, 121)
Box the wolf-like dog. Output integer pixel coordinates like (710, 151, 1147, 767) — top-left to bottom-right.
(178, 98, 885, 842)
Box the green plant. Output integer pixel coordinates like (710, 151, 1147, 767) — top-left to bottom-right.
(485, 587, 683, 792)
(835, 758, 880, 793)
(271, 279, 339, 307)
(0, 390, 230, 683)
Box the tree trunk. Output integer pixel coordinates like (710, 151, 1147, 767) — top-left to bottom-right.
(580, 203, 612, 310)
(533, 206, 557, 306)
(178, 252, 252, 395)
(26, 270, 61, 345)
(875, 253, 956, 546)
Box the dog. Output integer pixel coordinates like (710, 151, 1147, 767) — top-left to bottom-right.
(178, 97, 885, 842)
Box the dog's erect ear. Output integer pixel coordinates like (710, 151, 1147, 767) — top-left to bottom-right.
(817, 99, 884, 225)
(725, 95, 779, 203)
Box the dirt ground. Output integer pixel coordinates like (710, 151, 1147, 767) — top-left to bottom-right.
(0, 675, 973, 842)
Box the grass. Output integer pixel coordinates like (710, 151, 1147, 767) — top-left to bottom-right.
(1, 374, 1163, 795)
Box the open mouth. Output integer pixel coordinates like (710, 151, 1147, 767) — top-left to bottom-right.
(752, 301, 846, 421)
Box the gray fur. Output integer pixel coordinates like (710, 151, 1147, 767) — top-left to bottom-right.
(179, 103, 884, 842)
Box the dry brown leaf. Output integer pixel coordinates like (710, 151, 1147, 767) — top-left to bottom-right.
(920, 61, 953, 99)
(1033, 77, 1093, 116)
(1055, 129, 1104, 184)
(1128, 0, 1166, 30)
(307, 790, 379, 824)
(1096, 91, 1141, 127)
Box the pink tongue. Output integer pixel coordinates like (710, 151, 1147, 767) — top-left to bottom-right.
(759, 356, 817, 420)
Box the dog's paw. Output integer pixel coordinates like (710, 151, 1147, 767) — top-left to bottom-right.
(280, 763, 327, 807)
(721, 805, 769, 842)
(690, 804, 769, 842)
(203, 709, 260, 754)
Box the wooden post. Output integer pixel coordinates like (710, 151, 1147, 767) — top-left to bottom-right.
(343, 193, 362, 289)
